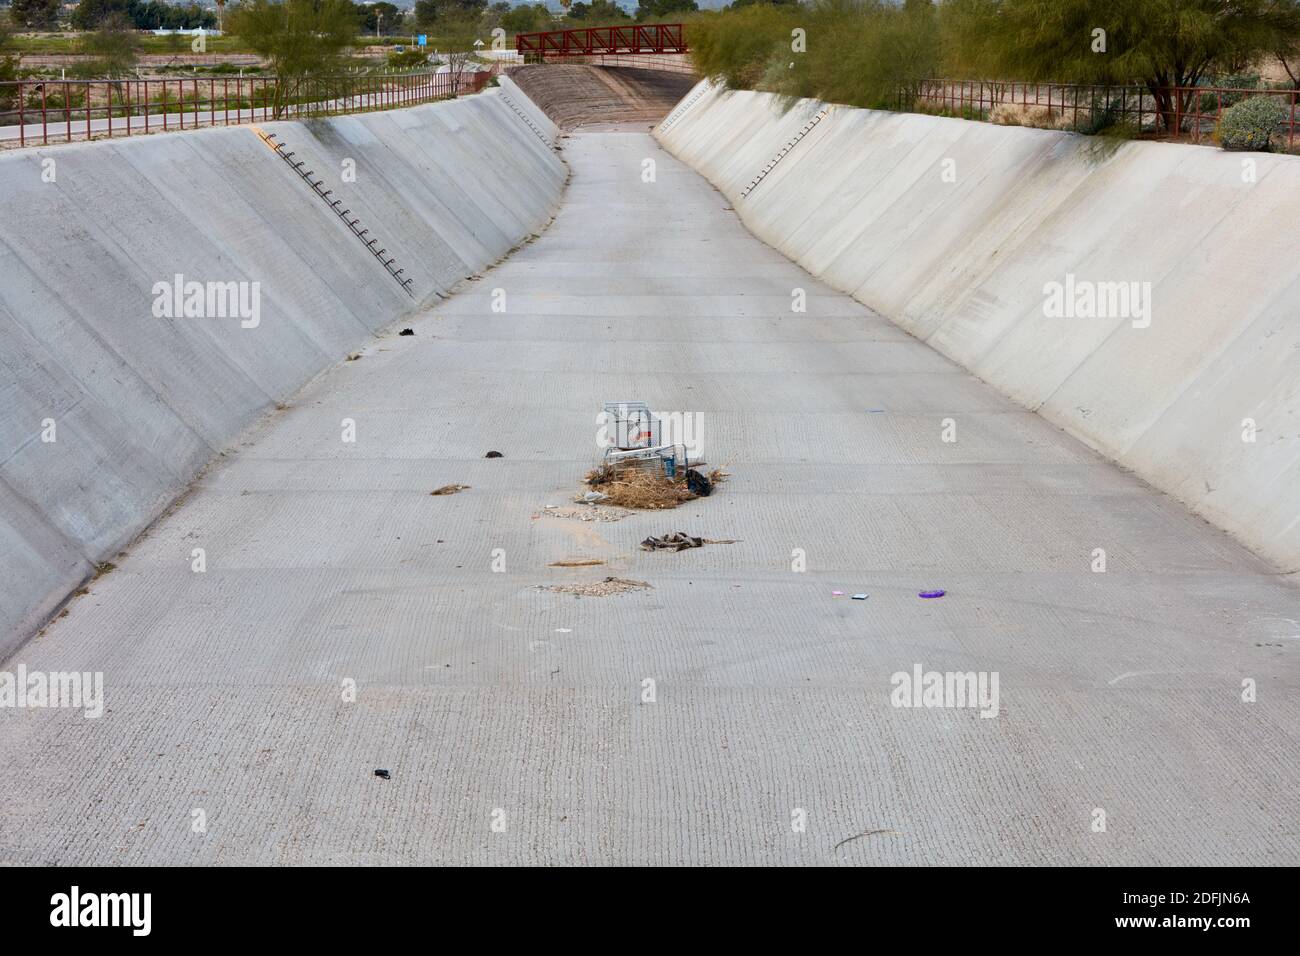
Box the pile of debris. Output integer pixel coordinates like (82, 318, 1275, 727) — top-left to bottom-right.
(543, 577, 652, 597)
(540, 504, 632, 522)
(584, 464, 704, 510)
(430, 484, 470, 496)
(640, 532, 738, 552)
(581, 401, 725, 510)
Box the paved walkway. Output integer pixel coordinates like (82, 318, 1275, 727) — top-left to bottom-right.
(2, 127, 1297, 865)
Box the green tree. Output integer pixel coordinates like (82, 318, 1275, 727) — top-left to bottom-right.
(784, 0, 938, 108)
(873, 0, 939, 107)
(417, 0, 487, 21)
(689, 0, 940, 109)
(941, 0, 1300, 132)
(71, 0, 135, 30)
(357, 1, 401, 34)
(936, 0, 1000, 78)
(1277, 33, 1300, 88)
(11, 0, 63, 29)
(78, 12, 142, 77)
(228, 0, 357, 116)
(568, 0, 630, 20)
(413, 0, 491, 48)
(413, 0, 440, 30)
(0, 20, 19, 115)
(70, 0, 216, 29)
(688, 3, 797, 89)
(635, 0, 696, 20)
(501, 2, 548, 33)
(131, 1, 216, 28)
(431, 9, 486, 87)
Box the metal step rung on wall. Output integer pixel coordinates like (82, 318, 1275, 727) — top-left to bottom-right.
(657, 83, 708, 134)
(497, 91, 554, 147)
(256, 129, 415, 297)
(740, 107, 828, 198)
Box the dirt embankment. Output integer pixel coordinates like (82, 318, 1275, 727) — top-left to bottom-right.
(508, 64, 697, 129)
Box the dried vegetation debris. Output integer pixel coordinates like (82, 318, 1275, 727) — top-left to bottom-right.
(583, 463, 728, 511)
(640, 532, 739, 552)
(540, 504, 632, 522)
(542, 577, 652, 597)
(430, 484, 471, 496)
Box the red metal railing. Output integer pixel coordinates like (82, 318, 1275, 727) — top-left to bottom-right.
(911, 80, 1299, 150)
(0, 68, 493, 149)
(515, 23, 687, 60)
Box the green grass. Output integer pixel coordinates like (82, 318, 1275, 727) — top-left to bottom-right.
(10, 33, 258, 55)
(6, 32, 432, 57)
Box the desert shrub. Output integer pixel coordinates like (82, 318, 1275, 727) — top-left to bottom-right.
(688, 5, 800, 91)
(387, 47, 429, 70)
(916, 100, 989, 122)
(1074, 93, 1134, 135)
(1216, 95, 1286, 151)
(1200, 73, 1260, 112)
(27, 87, 88, 110)
(688, 0, 938, 111)
(987, 102, 1065, 128)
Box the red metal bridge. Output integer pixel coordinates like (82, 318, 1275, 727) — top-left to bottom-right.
(515, 23, 687, 60)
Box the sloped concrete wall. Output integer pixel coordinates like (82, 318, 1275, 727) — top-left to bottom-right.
(657, 82, 1300, 572)
(0, 86, 564, 656)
